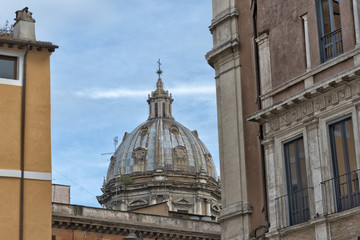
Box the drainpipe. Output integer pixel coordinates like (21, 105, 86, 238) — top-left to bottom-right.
(252, 0, 270, 239)
(20, 45, 30, 240)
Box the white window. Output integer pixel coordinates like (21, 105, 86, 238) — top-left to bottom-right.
(0, 49, 24, 86)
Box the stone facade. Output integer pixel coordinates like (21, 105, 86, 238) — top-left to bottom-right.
(209, 0, 360, 239)
(248, 0, 360, 239)
(52, 203, 221, 240)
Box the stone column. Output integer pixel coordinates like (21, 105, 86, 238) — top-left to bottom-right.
(205, 199, 211, 216)
(196, 196, 203, 215)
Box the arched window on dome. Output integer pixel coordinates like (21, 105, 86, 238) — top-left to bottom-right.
(163, 102, 165, 117)
(155, 103, 158, 118)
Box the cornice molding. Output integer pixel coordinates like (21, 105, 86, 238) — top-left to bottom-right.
(206, 38, 240, 68)
(247, 67, 360, 125)
(52, 215, 221, 240)
(219, 201, 252, 222)
(209, 6, 239, 32)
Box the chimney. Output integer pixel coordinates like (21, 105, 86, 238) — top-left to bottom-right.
(13, 7, 36, 41)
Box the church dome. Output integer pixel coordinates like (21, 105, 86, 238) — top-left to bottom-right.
(98, 62, 221, 217)
(106, 117, 217, 182)
(106, 76, 217, 182)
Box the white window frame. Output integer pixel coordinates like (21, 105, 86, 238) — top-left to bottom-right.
(0, 49, 24, 86)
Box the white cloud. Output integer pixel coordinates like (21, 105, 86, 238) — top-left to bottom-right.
(75, 85, 215, 99)
(75, 88, 149, 99)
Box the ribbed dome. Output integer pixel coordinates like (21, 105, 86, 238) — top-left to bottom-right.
(106, 117, 217, 182)
(98, 64, 221, 216)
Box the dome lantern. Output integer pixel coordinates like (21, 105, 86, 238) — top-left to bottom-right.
(147, 59, 173, 119)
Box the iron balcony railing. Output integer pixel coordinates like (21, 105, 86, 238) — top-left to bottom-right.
(321, 28, 343, 62)
(275, 187, 313, 229)
(321, 169, 360, 215)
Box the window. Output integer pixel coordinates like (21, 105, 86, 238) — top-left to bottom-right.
(328, 117, 360, 212)
(283, 137, 310, 226)
(155, 103, 158, 118)
(0, 55, 17, 79)
(316, 0, 343, 62)
(163, 102, 165, 117)
(0, 49, 24, 86)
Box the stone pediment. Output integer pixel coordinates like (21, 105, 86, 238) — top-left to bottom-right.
(129, 198, 148, 207)
(173, 198, 193, 206)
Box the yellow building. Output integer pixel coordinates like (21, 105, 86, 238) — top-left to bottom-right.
(0, 7, 57, 240)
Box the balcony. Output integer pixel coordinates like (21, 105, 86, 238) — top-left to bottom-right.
(275, 187, 313, 229)
(321, 169, 360, 215)
(321, 28, 343, 62)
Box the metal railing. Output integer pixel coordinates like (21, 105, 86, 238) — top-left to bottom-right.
(275, 187, 313, 229)
(321, 28, 343, 62)
(321, 169, 360, 215)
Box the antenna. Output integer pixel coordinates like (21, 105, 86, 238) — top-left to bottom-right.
(113, 136, 118, 151)
(100, 136, 118, 156)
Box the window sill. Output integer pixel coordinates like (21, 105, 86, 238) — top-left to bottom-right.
(0, 78, 21, 86)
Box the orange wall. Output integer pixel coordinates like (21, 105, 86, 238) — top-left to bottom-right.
(0, 45, 53, 240)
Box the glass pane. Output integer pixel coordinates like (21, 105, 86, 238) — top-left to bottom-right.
(345, 119, 357, 173)
(333, 122, 346, 176)
(333, 0, 341, 30)
(0, 56, 16, 79)
(298, 138, 308, 189)
(288, 142, 298, 192)
(322, 0, 332, 35)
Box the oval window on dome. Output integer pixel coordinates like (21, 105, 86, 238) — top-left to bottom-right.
(170, 125, 179, 134)
(140, 126, 148, 136)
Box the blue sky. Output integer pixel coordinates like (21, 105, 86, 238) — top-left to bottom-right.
(1, 1, 218, 207)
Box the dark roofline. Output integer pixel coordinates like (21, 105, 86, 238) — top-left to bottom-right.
(0, 37, 58, 52)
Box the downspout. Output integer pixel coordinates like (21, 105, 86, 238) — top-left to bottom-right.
(20, 45, 30, 240)
(252, 1, 270, 239)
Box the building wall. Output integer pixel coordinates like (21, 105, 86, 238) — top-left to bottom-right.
(0, 42, 54, 239)
(52, 203, 221, 240)
(206, 0, 264, 239)
(247, 0, 360, 239)
(209, 0, 360, 239)
(52, 184, 71, 204)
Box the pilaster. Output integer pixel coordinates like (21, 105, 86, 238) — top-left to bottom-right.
(305, 119, 324, 216)
(207, 0, 252, 239)
(256, 33, 273, 108)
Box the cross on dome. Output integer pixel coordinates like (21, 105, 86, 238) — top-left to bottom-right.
(156, 58, 163, 78)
